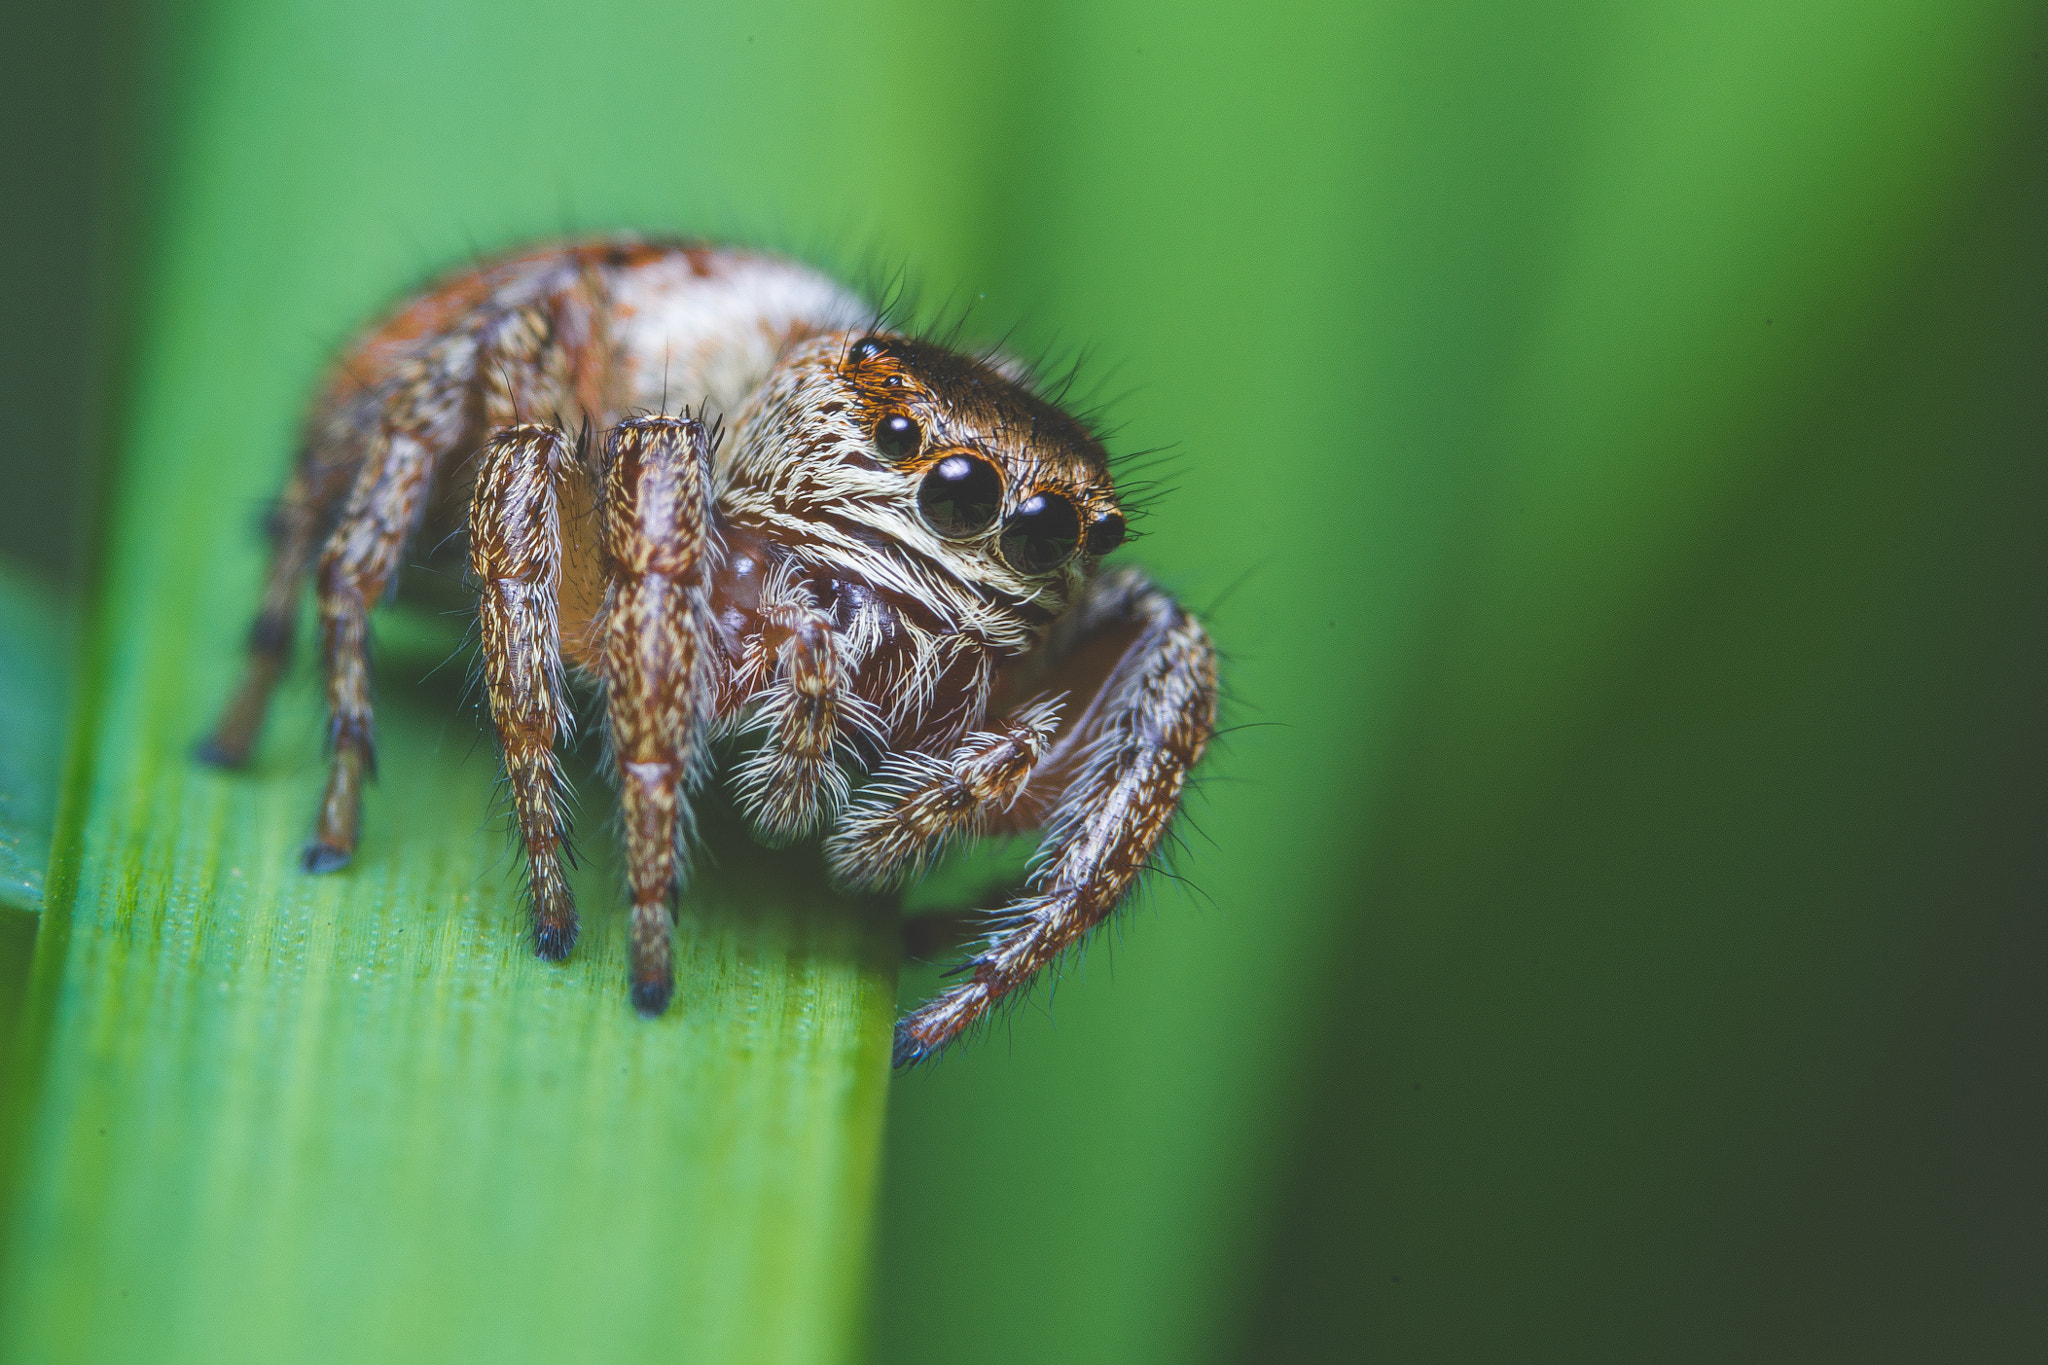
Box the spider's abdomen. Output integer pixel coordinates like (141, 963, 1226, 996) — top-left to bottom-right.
(605, 246, 867, 422)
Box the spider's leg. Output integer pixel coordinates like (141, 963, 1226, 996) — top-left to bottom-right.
(892, 568, 1218, 1067)
(301, 341, 473, 872)
(469, 423, 579, 959)
(295, 291, 594, 872)
(597, 414, 719, 1016)
(196, 400, 373, 768)
(823, 699, 1064, 890)
(732, 587, 879, 844)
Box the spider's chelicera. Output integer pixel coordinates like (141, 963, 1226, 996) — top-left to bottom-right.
(198, 237, 1218, 1066)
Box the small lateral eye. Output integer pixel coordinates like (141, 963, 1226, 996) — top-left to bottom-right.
(918, 454, 1003, 538)
(1086, 512, 1126, 556)
(874, 413, 922, 460)
(1001, 491, 1081, 574)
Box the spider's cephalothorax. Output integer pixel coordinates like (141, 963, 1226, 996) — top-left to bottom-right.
(199, 237, 1218, 1065)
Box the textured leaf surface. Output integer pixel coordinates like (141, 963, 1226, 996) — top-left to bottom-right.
(0, 546, 893, 1362)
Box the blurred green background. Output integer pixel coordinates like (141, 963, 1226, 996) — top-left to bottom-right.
(4, 0, 2045, 1361)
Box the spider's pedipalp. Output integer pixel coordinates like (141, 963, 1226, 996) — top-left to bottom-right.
(732, 586, 887, 844)
(469, 422, 579, 958)
(891, 568, 1217, 1066)
(824, 698, 1063, 892)
(597, 413, 720, 1016)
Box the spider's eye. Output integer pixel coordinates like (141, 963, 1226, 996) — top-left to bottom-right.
(1086, 512, 1127, 556)
(918, 454, 1003, 538)
(1001, 491, 1081, 573)
(850, 335, 888, 363)
(874, 413, 922, 460)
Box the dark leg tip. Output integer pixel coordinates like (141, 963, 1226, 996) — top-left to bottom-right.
(298, 841, 353, 875)
(630, 976, 674, 1018)
(532, 919, 579, 962)
(891, 1022, 931, 1070)
(194, 735, 251, 770)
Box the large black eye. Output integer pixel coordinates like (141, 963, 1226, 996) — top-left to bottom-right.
(1086, 512, 1126, 556)
(874, 413, 921, 460)
(918, 454, 1003, 538)
(1001, 491, 1081, 573)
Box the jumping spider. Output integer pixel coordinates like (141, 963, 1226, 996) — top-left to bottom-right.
(199, 238, 1218, 1065)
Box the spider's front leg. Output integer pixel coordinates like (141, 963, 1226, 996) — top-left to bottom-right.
(469, 423, 579, 958)
(598, 414, 720, 1015)
(887, 568, 1219, 1067)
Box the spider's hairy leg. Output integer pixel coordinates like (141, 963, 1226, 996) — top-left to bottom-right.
(302, 350, 470, 873)
(823, 699, 1064, 890)
(203, 275, 588, 786)
(196, 418, 368, 768)
(469, 423, 580, 960)
(892, 570, 1218, 1067)
(598, 414, 719, 1017)
(733, 590, 875, 844)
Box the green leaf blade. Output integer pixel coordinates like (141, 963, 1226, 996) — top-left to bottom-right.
(1, 615, 895, 1361)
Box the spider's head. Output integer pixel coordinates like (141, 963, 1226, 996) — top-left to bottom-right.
(726, 330, 1127, 620)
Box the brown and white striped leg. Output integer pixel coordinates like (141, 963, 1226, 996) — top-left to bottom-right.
(893, 570, 1218, 1067)
(823, 699, 1064, 890)
(597, 414, 719, 1016)
(301, 358, 470, 872)
(469, 423, 579, 959)
(196, 412, 373, 769)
